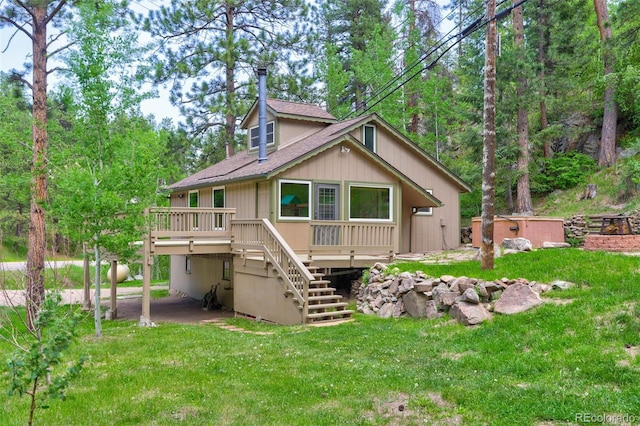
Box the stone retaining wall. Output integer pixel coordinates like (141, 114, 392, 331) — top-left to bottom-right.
(584, 234, 640, 252)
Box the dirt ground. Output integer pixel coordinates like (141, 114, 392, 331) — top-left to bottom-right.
(103, 293, 234, 325)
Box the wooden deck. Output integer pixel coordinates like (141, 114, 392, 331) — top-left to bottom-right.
(145, 207, 396, 265)
(136, 208, 398, 325)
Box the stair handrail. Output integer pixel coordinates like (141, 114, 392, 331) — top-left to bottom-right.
(231, 219, 313, 318)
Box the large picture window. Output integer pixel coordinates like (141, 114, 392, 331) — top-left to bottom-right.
(250, 122, 275, 149)
(349, 184, 392, 221)
(279, 180, 311, 220)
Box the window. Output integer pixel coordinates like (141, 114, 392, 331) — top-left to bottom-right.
(363, 124, 376, 152)
(415, 190, 433, 216)
(222, 260, 231, 281)
(279, 180, 311, 220)
(188, 190, 199, 208)
(189, 190, 199, 229)
(250, 122, 275, 149)
(212, 187, 225, 229)
(349, 184, 392, 221)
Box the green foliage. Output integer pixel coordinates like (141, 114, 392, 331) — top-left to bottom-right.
(2, 251, 640, 424)
(51, 1, 165, 264)
(5, 293, 85, 425)
(0, 74, 32, 253)
(532, 152, 598, 194)
(619, 140, 640, 198)
(142, 0, 314, 144)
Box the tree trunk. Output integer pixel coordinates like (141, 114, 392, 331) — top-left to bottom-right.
(94, 243, 102, 338)
(224, 2, 236, 158)
(26, 5, 49, 331)
(481, 0, 497, 270)
(407, 0, 420, 134)
(514, 0, 533, 215)
(594, 0, 617, 168)
(538, 0, 552, 159)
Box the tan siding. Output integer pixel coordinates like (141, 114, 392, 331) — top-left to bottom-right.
(226, 182, 257, 219)
(351, 124, 464, 252)
(170, 193, 188, 208)
(199, 188, 212, 207)
(278, 118, 328, 147)
(283, 145, 392, 183)
(257, 181, 271, 219)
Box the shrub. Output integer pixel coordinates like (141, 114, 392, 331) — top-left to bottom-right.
(532, 152, 597, 194)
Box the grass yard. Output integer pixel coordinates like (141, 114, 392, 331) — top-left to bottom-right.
(1, 249, 640, 425)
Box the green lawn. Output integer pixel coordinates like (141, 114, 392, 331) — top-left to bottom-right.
(2, 249, 640, 425)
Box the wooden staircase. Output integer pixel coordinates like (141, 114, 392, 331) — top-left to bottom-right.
(232, 219, 353, 325)
(304, 264, 354, 324)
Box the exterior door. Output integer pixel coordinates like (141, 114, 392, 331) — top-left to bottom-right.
(314, 184, 340, 245)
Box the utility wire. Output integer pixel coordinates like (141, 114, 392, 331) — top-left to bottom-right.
(341, 0, 532, 120)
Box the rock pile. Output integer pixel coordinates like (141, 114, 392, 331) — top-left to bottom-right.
(355, 263, 571, 326)
(563, 215, 590, 242)
(564, 211, 640, 245)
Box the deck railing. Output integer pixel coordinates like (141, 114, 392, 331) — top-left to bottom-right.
(231, 219, 313, 318)
(309, 221, 395, 262)
(147, 207, 236, 238)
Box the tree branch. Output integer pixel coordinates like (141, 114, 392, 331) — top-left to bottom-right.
(0, 16, 34, 42)
(44, 0, 68, 27)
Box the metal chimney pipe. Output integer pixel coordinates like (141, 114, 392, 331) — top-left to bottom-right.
(257, 67, 268, 163)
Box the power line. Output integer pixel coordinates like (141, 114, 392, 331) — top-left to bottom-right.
(341, 0, 533, 120)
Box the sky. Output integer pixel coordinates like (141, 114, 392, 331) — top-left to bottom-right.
(0, 0, 182, 124)
(1, 0, 457, 126)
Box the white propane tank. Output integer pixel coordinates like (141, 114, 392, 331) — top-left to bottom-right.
(106, 264, 130, 283)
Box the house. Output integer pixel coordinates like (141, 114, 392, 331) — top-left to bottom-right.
(138, 83, 471, 326)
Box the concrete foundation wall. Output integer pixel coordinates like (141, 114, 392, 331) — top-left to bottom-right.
(170, 255, 234, 308)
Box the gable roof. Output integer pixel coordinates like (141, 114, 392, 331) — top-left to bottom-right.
(170, 116, 361, 191)
(240, 99, 336, 128)
(170, 106, 471, 200)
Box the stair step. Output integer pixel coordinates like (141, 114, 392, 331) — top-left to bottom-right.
(310, 279, 331, 287)
(308, 294, 343, 302)
(306, 309, 354, 320)
(308, 302, 349, 311)
(307, 286, 336, 294)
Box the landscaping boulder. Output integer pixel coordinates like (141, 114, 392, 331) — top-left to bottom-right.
(425, 300, 442, 319)
(449, 301, 491, 326)
(493, 283, 542, 314)
(551, 280, 575, 290)
(459, 288, 480, 304)
(542, 241, 571, 249)
(403, 291, 428, 318)
(378, 303, 394, 318)
(501, 237, 532, 252)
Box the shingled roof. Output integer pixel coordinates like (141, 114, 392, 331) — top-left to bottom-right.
(240, 99, 336, 128)
(170, 104, 471, 195)
(170, 116, 362, 191)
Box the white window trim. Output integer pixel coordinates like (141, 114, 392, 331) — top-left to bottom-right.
(249, 121, 275, 149)
(278, 179, 312, 221)
(415, 189, 433, 216)
(362, 124, 376, 152)
(348, 183, 393, 222)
